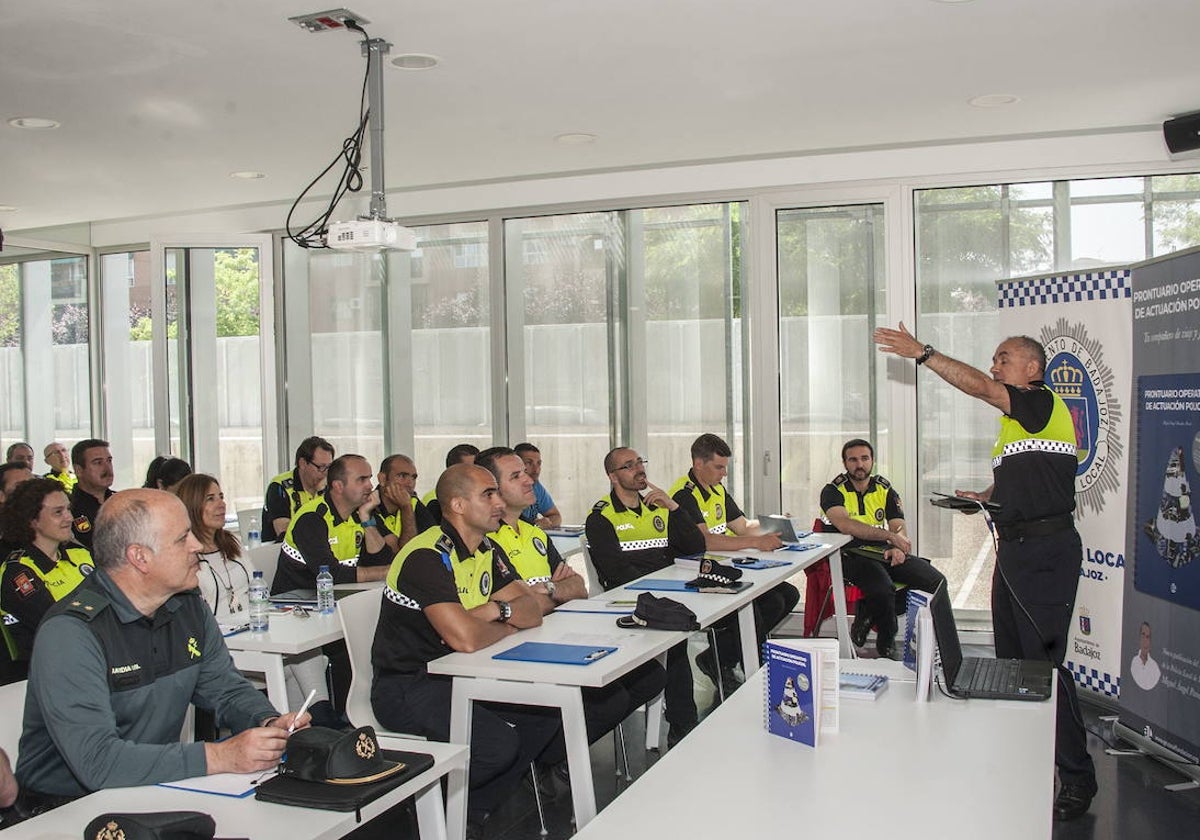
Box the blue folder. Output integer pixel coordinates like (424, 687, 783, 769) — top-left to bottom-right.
(492, 642, 617, 666)
(625, 579, 691, 591)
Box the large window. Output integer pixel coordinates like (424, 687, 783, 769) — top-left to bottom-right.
(0, 253, 92, 463)
(777, 204, 888, 522)
(505, 203, 747, 523)
(915, 173, 1200, 609)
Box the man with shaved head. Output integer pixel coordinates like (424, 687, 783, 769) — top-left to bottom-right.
(15, 490, 308, 810)
(371, 464, 562, 833)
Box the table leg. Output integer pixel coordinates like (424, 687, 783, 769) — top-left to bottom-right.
(414, 778, 450, 840)
(229, 650, 289, 712)
(558, 686, 597, 829)
(828, 548, 854, 659)
(735, 604, 758, 672)
(446, 678, 473, 840)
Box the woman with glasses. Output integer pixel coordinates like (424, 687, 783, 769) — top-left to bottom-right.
(175, 474, 340, 728)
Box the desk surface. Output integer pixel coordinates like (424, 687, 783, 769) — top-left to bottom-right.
(1, 737, 468, 840)
(223, 610, 344, 656)
(428, 609, 682, 688)
(574, 664, 1056, 840)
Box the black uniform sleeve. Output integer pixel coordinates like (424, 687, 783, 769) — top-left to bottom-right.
(262, 479, 293, 542)
(672, 487, 706, 526)
(818, 482, 844, 516)
(1005, 384, 1055, 434)
(289, 508, 357, 585)
(1, 562, 56, 631)
(885, 487, 904, 521)
(414, 501, 438, 534)
(585, 510, 621, 589)
(667, 505, 706, 557)
(491, 544, 520, 590)
(723, 490, 745, 523)
(358, 517, 394, 567)
(545, 536, 565, 573)
(397, 549, 460, 608)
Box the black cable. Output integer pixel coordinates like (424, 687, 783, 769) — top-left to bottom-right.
(285, 19, 374, 249)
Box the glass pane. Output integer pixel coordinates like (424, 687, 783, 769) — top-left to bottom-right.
(642, 203, 747, 510)
(308, 252, 386, 469)
(510, 212, 615, 523)
(1070, 177, 1143, 198)
(49, 256, 91, 444)
(407, 222, 491, 487)
(1071, 202, 1146, 266)
(164, 248, 186, 459)
(102, 251, 156, 488)
(777, 204, 886, 525)
(213, 248, 265, 513)
(1152, 198, 1200, 256)
(0, 263, 25, 449)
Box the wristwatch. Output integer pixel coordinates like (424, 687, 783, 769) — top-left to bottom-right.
(495, 599, 512, 623)
(916, 344, 936, 366)
(544, 580, 558, 601)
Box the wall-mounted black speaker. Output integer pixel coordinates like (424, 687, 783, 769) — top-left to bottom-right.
(1163, 111, 1200, 154)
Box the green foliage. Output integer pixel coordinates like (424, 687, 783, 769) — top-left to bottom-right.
(214, 248, 261, 337)
(0, 265, 18, 348)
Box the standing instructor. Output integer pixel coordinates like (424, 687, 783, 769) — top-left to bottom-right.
(873, 323, 1097, 822)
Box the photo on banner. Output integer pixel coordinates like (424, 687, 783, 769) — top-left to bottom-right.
(997, 269, 1131, 701)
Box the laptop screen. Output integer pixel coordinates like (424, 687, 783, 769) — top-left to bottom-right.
(927, 583, 962, 685)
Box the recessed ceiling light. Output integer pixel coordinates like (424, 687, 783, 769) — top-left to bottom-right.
(8, 116, 60, 130)
(229, 170, 266, 180)
(0, 205, 16, 212)
(555, 132, 597, 145)
(390, 54, 439, 70)
(968, 94, 1021, 108)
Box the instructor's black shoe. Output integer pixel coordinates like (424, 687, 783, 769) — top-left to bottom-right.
(1053, 779, 1098, 821)
(850, 610, 873, 648)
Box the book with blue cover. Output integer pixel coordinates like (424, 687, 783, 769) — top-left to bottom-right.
(762, 640, 822, 747)
(839, 671, 889, 701)
(902, 588, 936, 671)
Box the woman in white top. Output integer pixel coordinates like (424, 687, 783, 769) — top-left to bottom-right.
(175, 474, 338, 727)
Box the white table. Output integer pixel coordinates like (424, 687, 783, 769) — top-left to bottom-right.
(429, 536, 852, 838)
(1, 736, 469, 840)
(429, 609, 689, 839)
(574, 663, 1057, 840)
(612, 533, 855, 667)
(224, 611, 344, 712)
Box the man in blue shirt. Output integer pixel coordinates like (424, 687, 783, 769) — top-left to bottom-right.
(515, 443, 562, 528)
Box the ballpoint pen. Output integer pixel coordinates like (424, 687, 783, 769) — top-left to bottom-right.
(287, 688, 318, 735)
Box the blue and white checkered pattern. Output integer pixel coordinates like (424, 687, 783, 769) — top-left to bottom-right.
(1067, 659, 1120, 698)
(997, 269, 1132, 308)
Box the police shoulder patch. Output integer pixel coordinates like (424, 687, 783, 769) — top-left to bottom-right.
(435, 533, 455, 555)
(832, 474, 849, 487)
(875, 475, 892, 489)
(592, 499, 610, 512)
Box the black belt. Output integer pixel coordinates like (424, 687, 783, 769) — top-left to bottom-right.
(995, 514, 1075, 542)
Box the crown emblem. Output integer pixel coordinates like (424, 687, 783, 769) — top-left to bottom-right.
(355, 732, 377, 759)
(1049, 358, 1085, 398)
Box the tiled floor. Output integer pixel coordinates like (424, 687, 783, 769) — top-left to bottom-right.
(356, 636, 1200, 840)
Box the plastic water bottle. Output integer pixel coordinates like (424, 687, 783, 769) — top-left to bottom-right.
(316, 565, 336, 616)
(248, 570, 270, 632)
(246, 515, 261, 549)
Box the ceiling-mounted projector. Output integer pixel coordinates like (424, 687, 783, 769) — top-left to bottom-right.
(326, 219, 417, 251)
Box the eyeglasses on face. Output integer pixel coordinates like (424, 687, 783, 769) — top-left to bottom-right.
(613, 458, 648, 472)
(306, 458, 331, 473)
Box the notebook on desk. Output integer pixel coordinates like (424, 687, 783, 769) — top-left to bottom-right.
(928, 586, 1052, 701)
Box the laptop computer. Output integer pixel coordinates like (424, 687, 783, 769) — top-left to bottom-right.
(928, 586, 1053, 701)
(758, 515, 809, 544)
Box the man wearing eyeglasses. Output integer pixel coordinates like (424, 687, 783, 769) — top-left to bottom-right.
(261, 436, 335, 543)
(586, 447, 706, 747)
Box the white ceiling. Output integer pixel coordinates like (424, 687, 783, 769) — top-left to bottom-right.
(3, 0, 1199, 233)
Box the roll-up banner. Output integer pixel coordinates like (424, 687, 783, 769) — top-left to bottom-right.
(997, 269, 1132, 701)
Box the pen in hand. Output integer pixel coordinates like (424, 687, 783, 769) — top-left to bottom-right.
(287, 688, 318, 735)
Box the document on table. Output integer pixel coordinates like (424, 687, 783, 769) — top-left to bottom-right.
(158, 769, 276, 798)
